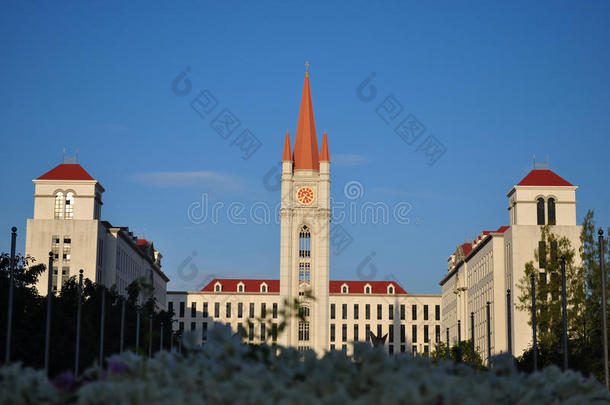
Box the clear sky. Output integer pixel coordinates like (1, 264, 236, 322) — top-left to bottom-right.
(1, 1, 609, 293)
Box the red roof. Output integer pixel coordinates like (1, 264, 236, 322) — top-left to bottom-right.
(137, 239, 149, 246)
(37, 164, 94, 181)
(462, 243, 473, 256)
(293, 72, 320, 170)
(320, 132, 330, 161)
(200, 279, 407, 294)
(282, 131, 292, 161)
(482, 225, 510, 235)
(517, 169, 573, 187)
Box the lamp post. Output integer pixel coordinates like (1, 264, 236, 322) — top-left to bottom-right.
(457, 319, 462, 362)
(446, 327, 449, 360)
(99, 287, 106, 366)
(75, 270, 83, 376)
(120, 298, 125, 354)
(5, 227, 17, 363)
(486, 301, 491, 366)
(561, 255, 568, 371)
(160, 322, 164, 351)
(148, 314, 153, 358)
(506, 289, 512, 355)
(531, 272, 538, 372)
(470, 312, 475, 366)
(44, 252, 53, 375)
(599, 229, 608, 388)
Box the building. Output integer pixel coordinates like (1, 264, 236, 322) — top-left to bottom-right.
(25, 161, 169, 308)
(440, 167, 581, 363)
(167, 70, 442, 355)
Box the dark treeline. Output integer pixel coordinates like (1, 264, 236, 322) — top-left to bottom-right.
(0, 254, 174, 377)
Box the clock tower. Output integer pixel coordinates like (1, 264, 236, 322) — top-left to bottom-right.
(279, 68, 330, 354)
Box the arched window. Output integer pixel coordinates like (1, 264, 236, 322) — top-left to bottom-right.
(536, 198, 545, 225)
(298, 306, 310, 341)
(238, 283, 244, 293)
(215, 283, 221, 292)
(547, 198, 556, 225)
(342, 285, 348, 294)
(388, 285, 394, 294)
(54, 192, 65, 219)
(365, 285, 371, 294)
(299, 263, 310, 282)
(260, 284, 267, 293)
(65, 192, 75, 219)
(299, 226, 311, 258)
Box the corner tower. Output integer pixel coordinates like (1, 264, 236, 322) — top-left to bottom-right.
(279, 69, 331, 354)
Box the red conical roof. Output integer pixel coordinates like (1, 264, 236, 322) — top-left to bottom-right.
(282, 131, 292, 161)
(293, 72, 319, 170)
(320, 131, 330, 161)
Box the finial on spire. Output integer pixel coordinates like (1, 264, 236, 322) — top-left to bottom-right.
(305, 61, 310, 77)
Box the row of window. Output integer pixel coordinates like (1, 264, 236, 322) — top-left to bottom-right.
(170, 301, 280, 320)
(214, 283, 269, 293)
(330, 323, 441, 344)
(177, 321, 279, 343)
(51, 235, 72, 262)
(330, 303, 440, 321)
(330, 343, 429, 355)
(536, 197, 557, 225)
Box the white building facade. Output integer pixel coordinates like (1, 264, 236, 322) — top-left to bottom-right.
(440, 168, 581, 363)
(25, 162, 169, 308)
(168, 71, 442, 355)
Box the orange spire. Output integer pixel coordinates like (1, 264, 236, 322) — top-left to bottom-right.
(293, 70, 320, 170)
(282, 131, 292, 161)
(320, 131, 330, 161)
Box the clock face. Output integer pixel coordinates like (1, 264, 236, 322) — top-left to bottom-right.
(297, 186, 315, 205)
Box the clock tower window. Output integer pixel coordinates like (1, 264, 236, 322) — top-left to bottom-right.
(299, 226, 311, 258)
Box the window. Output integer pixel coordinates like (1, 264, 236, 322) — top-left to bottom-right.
(389, 344, 394, 354)
(203, 302, 208, 317)
(51, 236, 60, 260)
(191, 322, 196, 331)
(215, 283, 221, 292)
(389, 304, 394, 320)
(537, 198, 545, 225)
(377, 324, 382, 338)
(249, 323, 254, 341)
(168, 302, 174, 315)
(261, 284, 267, 293)
(191, 302, 196, 317)
(550, 241, 558, 265)
(539, 242, 547, 268)
(424, 305, 429, 320)
(63, 238, 71, 263)
(226, 303, 231, 318)
(342, 285, 348, 293)
(377, 304, 382, 320)
(400, 305, 405, 320)
(365, 324, 371, 343)
(61, 266, 69, 287)
(65, 192, 74, 219)
(412, 305, 417, 320)
(435, 325, 441, 343)
(237, 323, 245, 337)
(330, 344, 335, 351)
(261, 303, 266, 318)
(237, 303, 243, 318)
(238, 283, 244, 292)
(400, 325, 405, 343)
(342, 344, 347, 352)
(179, 322, 184, 332)
(389, 324, 394, 343)
(299, 226, 311, 257)
(272, 323, 278, 342)
(365, 285, 371, 294)
(342, 304, 347, 320)
(298, 307, 310, 341)
(435, 305, 440, 321)
(179, 302, 185, 317)
(548, 198, 556, 225)
(354, 304, 359, 320)
(354, 324, 359, 342)
(330, 324, 336, 342)
(202, 323, 208, 341)
(424, 345, 429, 354)
(330, 304, 336, 319)
(388, 285, 394, 294)
(299, 263, 310, 282)
(54, 192, 65, 219)
(214, 302, 220, 318)
(273, 303, 278, 318)
(342, 324, 347, 342)
(401, 345, 405, 353)
(412, 325, 417, 343)
(249, 303, 255, 318)
(365, 304, 370, 320)
(260, 323, 266, 341)
(424, 325, 429, 343)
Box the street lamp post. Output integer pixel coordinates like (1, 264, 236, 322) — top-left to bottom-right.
(5, 227, 17, 363)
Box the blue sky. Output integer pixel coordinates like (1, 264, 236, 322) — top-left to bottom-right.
(1, 1, 609, 293)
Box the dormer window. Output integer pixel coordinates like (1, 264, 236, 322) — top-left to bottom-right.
(387, 285, 395, 294)
(214, 282, 222, 292)
(260, 283, 268, 293)
(341, 284, 349, 294)
(237, 282, 245, 293)
(364, 284, 371, 294)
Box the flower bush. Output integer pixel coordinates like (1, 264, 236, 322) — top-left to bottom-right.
(1, 324, 608, 405)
